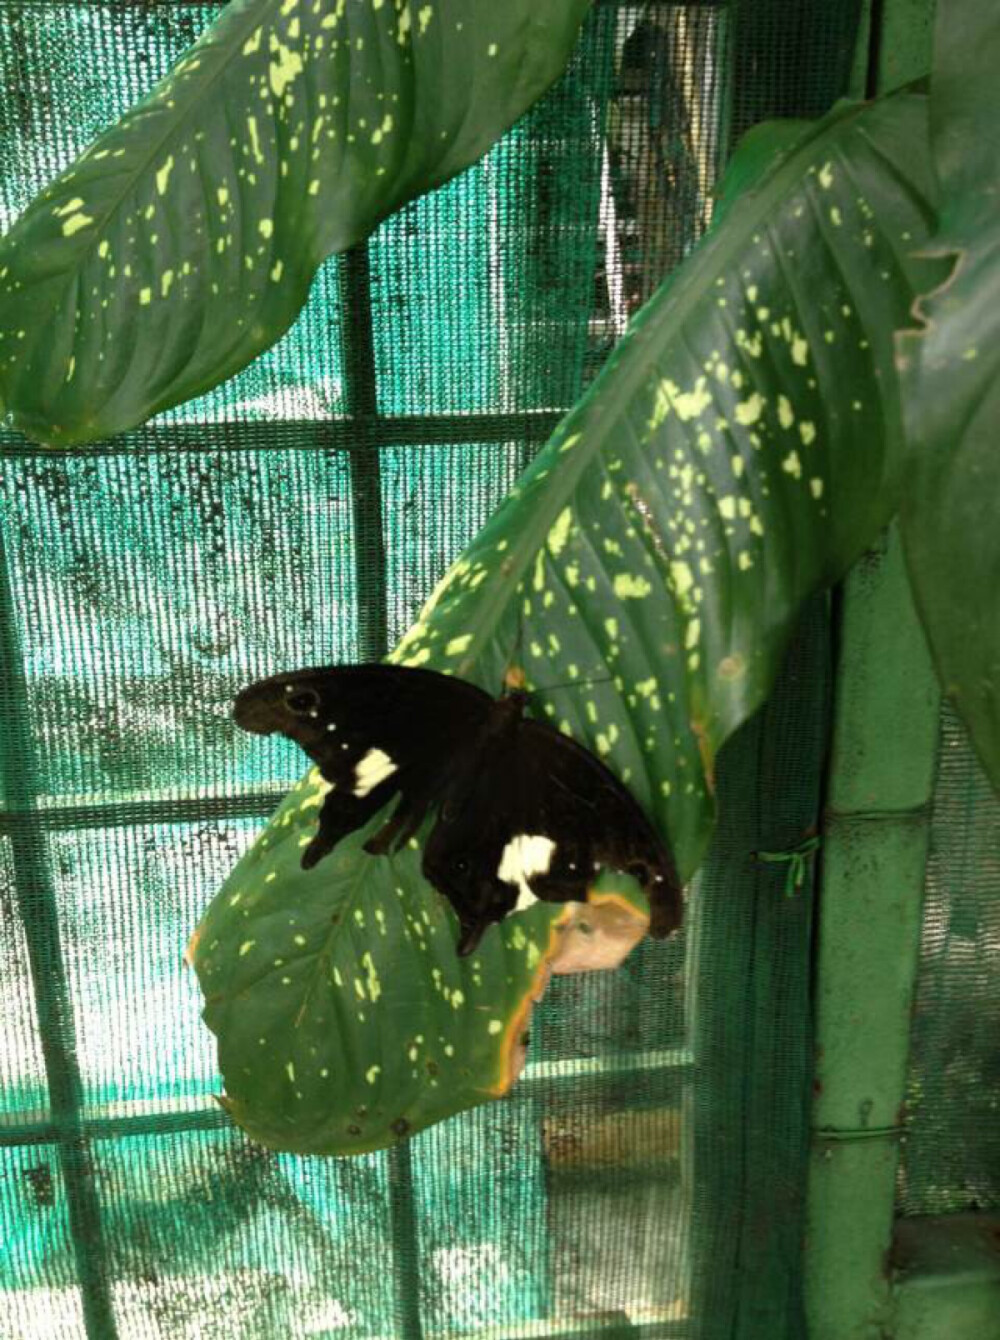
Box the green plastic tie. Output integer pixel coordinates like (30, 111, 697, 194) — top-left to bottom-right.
(755, 835, 821, 898)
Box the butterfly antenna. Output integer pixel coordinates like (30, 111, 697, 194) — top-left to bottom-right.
(527, 673, 616, 696)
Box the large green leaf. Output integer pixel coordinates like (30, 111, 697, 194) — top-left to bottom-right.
(0, 0, 589, 446)
(194, 89, 942, 1152)
(387, 90, 942, 875)
(898, 0, 1000, 791)
(191, 804, 649, 1153)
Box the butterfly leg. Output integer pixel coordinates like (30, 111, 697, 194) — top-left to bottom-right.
(363, 793, 429, 857)
(302, 788, 393, 869)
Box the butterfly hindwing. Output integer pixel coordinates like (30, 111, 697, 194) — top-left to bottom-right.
(419, 696, 683, 953)
(233, 664, 493, 869)
(513, 717, 682, 936)
(421, 694, 539, 953)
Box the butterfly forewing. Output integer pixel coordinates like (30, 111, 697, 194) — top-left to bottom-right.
(233, 664, 493, 867)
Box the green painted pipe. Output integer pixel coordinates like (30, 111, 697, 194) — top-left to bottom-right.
(804, 526, 941, 1338)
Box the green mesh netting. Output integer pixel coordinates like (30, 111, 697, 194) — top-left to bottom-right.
(1, 3, 862, 1338)
(898, 703, 1000, 1217)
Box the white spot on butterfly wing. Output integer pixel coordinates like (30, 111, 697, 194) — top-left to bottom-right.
(497, 834, 556, 910)
(353, 747, 398, 797)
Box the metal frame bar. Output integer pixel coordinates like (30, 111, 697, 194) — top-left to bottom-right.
(0, 1105, 231, 1151)
(0, 1050, 695, 1150)
(5, 0, 725, 10)
(0, 787, 289, 833)
(0, 410, 562, 461)
(340, 243, 390, 666)
(335, 241, 424, 1340)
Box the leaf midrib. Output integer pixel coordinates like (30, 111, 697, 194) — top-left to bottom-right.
(455, 98, 888, 667)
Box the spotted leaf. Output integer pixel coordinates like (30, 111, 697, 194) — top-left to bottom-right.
(195, 87, 943, 1153)
(0, 0, 590, 446)
(391, 87, 944, 879)
(191, 792, 650, 1154)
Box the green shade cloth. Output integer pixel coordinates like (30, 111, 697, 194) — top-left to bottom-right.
(898, 703, 1000, 1217)
(0, 3, 883, 1338)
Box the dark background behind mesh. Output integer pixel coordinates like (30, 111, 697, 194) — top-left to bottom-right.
(898, 704, 1000, 1217)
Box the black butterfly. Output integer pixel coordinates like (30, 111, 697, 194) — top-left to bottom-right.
(233, 664, 683, 955)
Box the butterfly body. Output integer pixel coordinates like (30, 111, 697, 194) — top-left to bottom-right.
(234, 664, 682, 954)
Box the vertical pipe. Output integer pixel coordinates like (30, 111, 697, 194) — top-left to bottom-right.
(804, 528, 941, 1339)
(0, 524, 118, 1340)
(804, 0, 936, 1328)
(337, 243, 423, 1340)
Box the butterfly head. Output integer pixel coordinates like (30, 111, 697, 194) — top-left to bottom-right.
(233, 675, 329, 744)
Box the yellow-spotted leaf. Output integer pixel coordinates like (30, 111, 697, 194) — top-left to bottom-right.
(0, 0, 590, 446)
(191, 770, 648, 1154)
(391, 88, 944, 880)
(195, 88, 943, 1153)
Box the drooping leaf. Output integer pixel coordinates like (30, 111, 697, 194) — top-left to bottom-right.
(194, 88, 943, 1151)
(0, 0, 590, 446)
(190, 799, 649, 1154)
(898, 0, 1000, 792)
